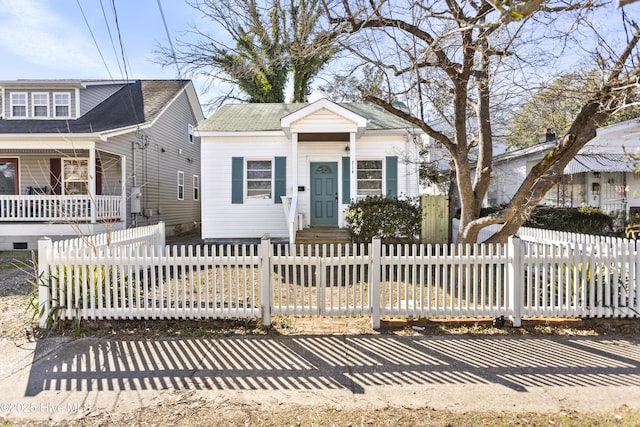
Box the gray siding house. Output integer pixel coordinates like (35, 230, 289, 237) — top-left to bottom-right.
(0, 79, 204, 250)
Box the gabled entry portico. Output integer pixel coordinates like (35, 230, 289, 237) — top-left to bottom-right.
(281, 99, 368, 234)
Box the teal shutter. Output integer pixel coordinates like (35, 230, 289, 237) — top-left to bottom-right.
(386, 156, 398, 198)
(342, 157, 351, 203)
(274, 156, 286, 204)
(231, 157, 243, 204)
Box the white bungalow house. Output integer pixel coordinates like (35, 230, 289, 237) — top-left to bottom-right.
(488, 117, 640, 220)
(198, 98, 421, 243)
(0, 79, 204, 250)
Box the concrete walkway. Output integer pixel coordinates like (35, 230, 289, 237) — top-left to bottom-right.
(1, 334, 639, 423)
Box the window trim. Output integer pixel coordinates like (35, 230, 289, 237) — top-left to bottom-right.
(177, 171, 185, 200)
(193, 174, 199, 201)
(10, 92, 27, 118)
(53, 92, 71, 118)
(32, 92, 49, 118)
(246, 159, 273, 200)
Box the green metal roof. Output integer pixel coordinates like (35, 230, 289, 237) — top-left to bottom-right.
(197, 102, 416, 132)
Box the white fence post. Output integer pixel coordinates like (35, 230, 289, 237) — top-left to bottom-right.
(370, 237, 382, 329)
(37, 237, 53, 329)
(508, 236, 523, 327)
(260, 237, 272, 327)
(158, 221, 166, 247)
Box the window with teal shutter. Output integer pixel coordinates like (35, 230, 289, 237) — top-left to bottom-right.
(231, 157, 243, 203)
(386, 156, 398, 198)
(274, 156, 286, 204)
(342, 157, 350, 203)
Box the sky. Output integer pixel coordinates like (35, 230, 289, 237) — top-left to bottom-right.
(0, 0, 214, 105)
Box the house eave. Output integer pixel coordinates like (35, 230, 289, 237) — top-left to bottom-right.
(198, 130, 285, 138)
(0, 80, 85, 89)
(0, 133, 105, 149)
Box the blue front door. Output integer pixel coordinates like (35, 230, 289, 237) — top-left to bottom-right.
(310, 162, 338, 226)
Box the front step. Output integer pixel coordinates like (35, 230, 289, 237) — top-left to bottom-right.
(295, 227, 352, 245)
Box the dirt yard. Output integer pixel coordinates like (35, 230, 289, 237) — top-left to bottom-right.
(1, 248, 640, 426)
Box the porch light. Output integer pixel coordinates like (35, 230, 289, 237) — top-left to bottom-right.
(345, 144, 350, 152)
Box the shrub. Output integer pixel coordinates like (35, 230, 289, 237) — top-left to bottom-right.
(345, 196, 421, 243)
(524, 206, 613, 234)
(464, 205, 614, 235)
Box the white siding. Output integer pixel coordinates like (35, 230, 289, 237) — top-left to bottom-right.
(202, 135, 290, 239)
(202, 131, 420, 240)
(290, 108, 359, 133)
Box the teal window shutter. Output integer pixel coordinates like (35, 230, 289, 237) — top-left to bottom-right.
(274, 156, 286, 204)
(342, 157, 351, 203)
(231, 157, 244, 204)
(386, 156, 398, 198)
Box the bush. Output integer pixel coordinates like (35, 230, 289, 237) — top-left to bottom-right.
(463, 205, 614, 235)
(345, 196, 421, 243)
(524, 206, 613, 234)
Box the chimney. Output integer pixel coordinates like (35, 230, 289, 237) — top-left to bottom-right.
(541, 128, 556, 143)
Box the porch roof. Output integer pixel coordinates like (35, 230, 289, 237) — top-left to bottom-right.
(564, 154, 637, 174)
(197, 101, 417, 132)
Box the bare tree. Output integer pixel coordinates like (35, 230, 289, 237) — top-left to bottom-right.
(322, 0, 640, 243)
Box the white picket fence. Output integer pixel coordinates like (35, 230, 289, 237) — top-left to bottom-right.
(37, 222, 640, 329)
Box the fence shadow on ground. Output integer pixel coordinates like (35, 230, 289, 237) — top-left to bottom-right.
(24, 335, 640, 397)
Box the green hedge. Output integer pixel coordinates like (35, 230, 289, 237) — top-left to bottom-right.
(475, 205, 613, 235)
(345, 196, 421, 243)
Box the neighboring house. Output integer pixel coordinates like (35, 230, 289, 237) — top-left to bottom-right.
(0, 79, 204, 250)
(488, 118, 640, 219)
(198, 98, 422, 243)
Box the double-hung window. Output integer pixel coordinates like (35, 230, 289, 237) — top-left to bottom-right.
(357, 160, 383, 197)
(177, 171, 185, 200)
(193, 175, 199, 201)
(188, 124, 195, 143)
(32, 93, 49, 117)
(10, 93, 27, 118)
(62, 158, 89, 195)
(54, 93, 70, 118)
(246, 160, 272, 199)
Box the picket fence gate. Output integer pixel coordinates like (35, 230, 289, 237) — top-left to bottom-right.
(37, 222, 640, 329)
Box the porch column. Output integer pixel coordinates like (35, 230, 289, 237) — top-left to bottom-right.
(120, 154, 127, 223)
(291, 132, 298, 197)
(89, 148, 97, 224)
(349, 132, 357, 203)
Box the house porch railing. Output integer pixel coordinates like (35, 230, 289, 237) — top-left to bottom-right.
(281, 195, 299, 244)
(0, 195, 122, 223)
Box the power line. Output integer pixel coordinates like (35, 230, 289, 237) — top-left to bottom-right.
(76, 0, 113, 79)
(157, 0, 183, 79)
(111, 0, 130, 81)
(99, 0, 125, 79)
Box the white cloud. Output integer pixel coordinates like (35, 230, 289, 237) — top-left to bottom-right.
(0, 0, 110, 77)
